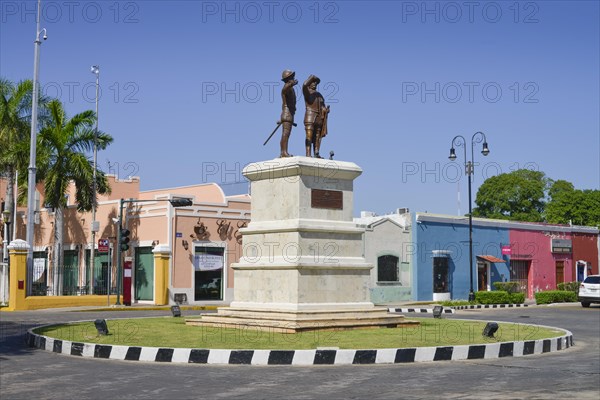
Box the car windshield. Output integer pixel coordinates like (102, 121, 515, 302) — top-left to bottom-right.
(583, 276, 600, 284)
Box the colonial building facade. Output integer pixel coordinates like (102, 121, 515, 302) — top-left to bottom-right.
(1, 176, 249, 308)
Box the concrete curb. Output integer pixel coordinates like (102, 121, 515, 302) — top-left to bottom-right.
(388, 308, 455, 314)
(451, 304, 529, 310)
(26, 321, 573, 366)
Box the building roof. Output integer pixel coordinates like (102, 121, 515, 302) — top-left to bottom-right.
(415, 212, 599, 234)
(477, 255, 506, 263)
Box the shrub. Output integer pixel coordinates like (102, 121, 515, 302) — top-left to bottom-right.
(557, 281, 579, 292)
(534, 290, 577, 305)
(509, 292, 525, 304)
(439, 300, 472, 307)
(493, 282, 521, 293)
(475, 291, 510, 304)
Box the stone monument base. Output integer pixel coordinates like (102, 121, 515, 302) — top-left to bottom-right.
(186, 307, 418, 333)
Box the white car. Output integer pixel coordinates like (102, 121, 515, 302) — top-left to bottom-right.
(578, 275, 600, 307)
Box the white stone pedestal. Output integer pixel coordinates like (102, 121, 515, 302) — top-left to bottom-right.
(189, 157, 411, 332)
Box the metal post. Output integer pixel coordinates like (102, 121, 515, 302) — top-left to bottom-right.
(107, 242, 112, 306)
(467, 161, 475, 302)
(13, 170, 18, 241)
(26, 0, 45, 289)
(449, 133, 489, 302)
(2, 211, 9, 264)
(89, 65, 99, 295)
(115, 198, 124, 305)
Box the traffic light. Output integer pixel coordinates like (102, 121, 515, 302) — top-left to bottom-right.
(169, 197, 193, 207)
(120, 228, 130, 251)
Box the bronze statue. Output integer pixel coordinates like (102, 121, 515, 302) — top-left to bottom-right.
(279, 70, 297, 157)
(263, 70, 298, 157)
(303, 74, 329, 158)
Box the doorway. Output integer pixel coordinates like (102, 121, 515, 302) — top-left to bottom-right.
(135, 247, 154, 301)
(555, 261, 564, 288)
(477, 262, 489, 291)
(194, 245, 225, 301)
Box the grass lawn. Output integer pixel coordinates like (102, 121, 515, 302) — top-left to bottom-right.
(34, 317, 565, 350)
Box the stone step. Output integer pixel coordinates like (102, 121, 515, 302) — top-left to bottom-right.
(215, 307, 396, 321)
(186, 314, 417, 333)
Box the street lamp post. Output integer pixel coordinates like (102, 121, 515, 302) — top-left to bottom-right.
(89, 65, 100, 294)
(2, 210, 11, 264)
(1, 210, 10, 306)
(449, 132, 490, 302)
(26, 0, 47, 286)
(114, 197, 193, 305)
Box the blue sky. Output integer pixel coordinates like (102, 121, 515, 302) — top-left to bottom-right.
(2, 0, 599, 217)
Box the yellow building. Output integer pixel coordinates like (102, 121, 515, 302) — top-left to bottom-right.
(0, 176, 250, 309)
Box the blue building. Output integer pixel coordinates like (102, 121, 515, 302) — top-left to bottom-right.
(411, 213, 510, 301)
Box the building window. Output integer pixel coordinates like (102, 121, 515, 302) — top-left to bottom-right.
(510, 260, 530, 293)
(377, 255, 399, 282)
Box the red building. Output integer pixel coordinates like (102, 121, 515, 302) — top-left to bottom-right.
(572, 232, 598, 281)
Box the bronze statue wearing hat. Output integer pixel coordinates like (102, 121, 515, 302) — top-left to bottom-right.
(279, 69, 298, 157)
(303, 74, 329, 158)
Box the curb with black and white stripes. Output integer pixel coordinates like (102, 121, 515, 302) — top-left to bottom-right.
(388, 307, 455, 314)
(25, 326, 573, 366)
(451, 304, 529, 310)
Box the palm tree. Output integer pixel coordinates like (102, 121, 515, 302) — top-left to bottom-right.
(0, 79, 34, 229)
(38, 99, 113, 294)
(0, 78, 50, 233)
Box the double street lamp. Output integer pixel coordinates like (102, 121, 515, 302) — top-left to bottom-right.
(449, 132, 490, 302)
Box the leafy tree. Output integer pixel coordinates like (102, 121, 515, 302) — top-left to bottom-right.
(472, 169, 549, 222)
(38, 99, 112, 293)
(0, 79, 33, 225)
(0, 78, 49, 227)
(546, 179, 600, 226)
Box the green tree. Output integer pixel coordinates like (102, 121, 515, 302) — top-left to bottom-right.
(0, 78, 50, 227)
(0, 79, 33, 227)
(546, 179, 600, 226)
(38, 99, 113, 293)
(472, 169, 549, 222)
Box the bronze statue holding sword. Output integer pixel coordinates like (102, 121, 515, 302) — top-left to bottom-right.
(263, 69, 298, 157)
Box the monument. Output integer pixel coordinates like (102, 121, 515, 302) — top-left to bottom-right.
(189, 157, 413, 332)
(188, 72, 414, 332)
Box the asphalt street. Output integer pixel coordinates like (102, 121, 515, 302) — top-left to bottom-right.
(1, 305, 598, 399)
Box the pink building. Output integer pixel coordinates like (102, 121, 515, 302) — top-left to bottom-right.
(509, 227, 573, 298)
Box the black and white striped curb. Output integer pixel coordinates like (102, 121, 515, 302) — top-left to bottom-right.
(25, 328, 573, 366)
(388, 308, 455, 314)
(451, 304, 529, 310)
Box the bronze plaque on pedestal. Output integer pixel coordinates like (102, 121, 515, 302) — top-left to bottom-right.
(311, 189, 343, 210)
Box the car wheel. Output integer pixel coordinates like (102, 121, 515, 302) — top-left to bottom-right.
(581, 302, 590, 308)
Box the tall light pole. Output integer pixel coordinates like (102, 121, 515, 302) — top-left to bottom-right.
(2, 210, 10, 264)
(449, 132, 490, 302)
(89, 65, 100, 294)
(26, 0, 47, 285)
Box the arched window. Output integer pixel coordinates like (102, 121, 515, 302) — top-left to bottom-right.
(378, 255, 399, 282)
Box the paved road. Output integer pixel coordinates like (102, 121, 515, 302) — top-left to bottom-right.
(1, 305, 598, 399)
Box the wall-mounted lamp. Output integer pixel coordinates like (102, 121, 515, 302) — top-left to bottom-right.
(182, 239, 189, 251)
